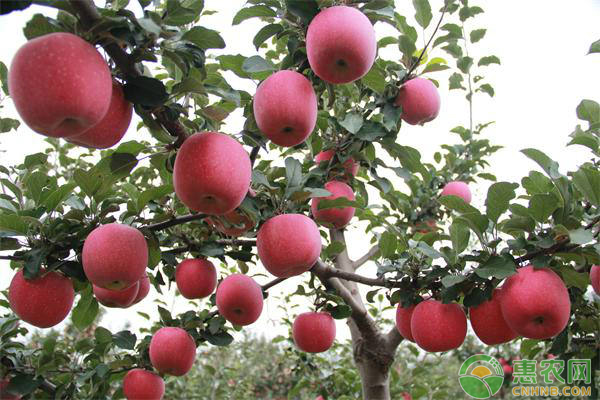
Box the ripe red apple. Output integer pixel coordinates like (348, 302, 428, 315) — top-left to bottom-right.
(149, 327, 196, 376)
(401, 393, 412, 400)
(469, 288, 518, 345)
(315, 397, 325, 400)
(590, 265, 600, 294)
(503, 364, 513, 375)
(82, 223, 148, 290)
(500, 265, 571, 339)
(8, 32, 112, 138)
(8, 269, 74, 328)
(131, 274, 150, 305)
(67, 81, 132, 149)
(123, 369, 164, 400)
(173, 132, 251, 214)
(257, 214, 322, 278)
(311, 181, 355, 228)
(0, 377, 21, 400)
(175, 258, 218, 299)
(293, 312, 336, 353)
(216, 274, 264, 326)
(315, 149, 359, 177)
(205, 209, 254, 236)
(394, 77, 441, 125)
(253, 70, 317, 147)
(306, 6, 376, 84)
(93, 281, 140, 308)
(395, 303, 416, 342)
(441, 181, 472, 204)
(410, 299, 467, 352)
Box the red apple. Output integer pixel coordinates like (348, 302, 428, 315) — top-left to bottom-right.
(8, 269, 74, 328)
(123, 369, 164, 400)
(0, 377, 21, 400)
(293, 312, 336, 353)
(401, 393, 412, 400)
(257, 214, 322, 278)
(93, 281, 140, 308)
(306, 6, 376, 84)
(175, 258, 218, 299)
(394, 77, 441, 125)
(216, 274, 263, 326)
(395, 303, 416, 342)
(149, 327, 196, 376)
(253, 70, 317, 147)
(503, 364, 513, 375)
(82, 223, 148, 290)
(315, 149, 359, 177)
(590, 265, 600, 294)
(470, 288, 518, 345)
(500, 265, 571, 339)
(311, 180, 355, 228)
(173, 132, 251, 214)
(131, 274, 150, 305)
(8, 32, 112, 138)
(205, 209, 254, 237)
(441, 181, 472, 204)
(411, 299, 467, 352)
(67, 81, 132, 149)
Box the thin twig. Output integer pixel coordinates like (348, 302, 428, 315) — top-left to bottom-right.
(352, 245, 379, 270)
(143, 213, 207, 231)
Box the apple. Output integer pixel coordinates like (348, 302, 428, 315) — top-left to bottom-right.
(311, 181, 355, 228)
(205, 209, 254, 237)
(401, 393, 412, 400)
(257, 214, 322, 278)
(394, 77, 441, 125)
(441, 181, 472, 204)
(82, 223, 148, 290)
(253, 70, 317, 147)
(216, 274, 263, 326)
(67, 81, 132, 149)
(8, 32, 112, 138)
(93, 281, 140, 308)
(123, 369, 164, 400)
(131, 274, 150, 305)
(292, 312, 336, 353)
(306, 6, 376, 84)
(395, 303, 416, 342)
(8, 269, 74, 328)
(315, 149, 359, 177)
(0, 377, 21, 400)
(149, 327, 196, 376)
(590, 265, 600, 294)
(499, 265, 571, 339)
(410, 299, 467, 352)
(503, 364, 513, 375)
(175, 258, 218, 299)
(469, 288, 518, 345)
(173, 132, 251, 214)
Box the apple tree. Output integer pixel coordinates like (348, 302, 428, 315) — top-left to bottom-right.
(0, 0, 599, 399)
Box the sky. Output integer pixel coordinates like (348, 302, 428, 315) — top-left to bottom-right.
(0, 1, 600, 341)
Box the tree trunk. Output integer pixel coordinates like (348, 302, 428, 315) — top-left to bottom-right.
(356, 356, 391, 400)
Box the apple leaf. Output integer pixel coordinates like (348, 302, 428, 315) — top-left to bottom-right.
(412, 0, 432, 29)
(182, 27, 225, 50)
(485, 182, 518, 223)
(572, 165, 600, 206)
(475, 255, 516, 279)
(285, 0, 319, 24)
(0, 0, 32, 15)
(576, 99, 600, 125)
(112, 330, 137, 350)
(242, 55, 275, 74)
(232, 5, 276, 26)
(478, 55, 501, 67)
(588, 38, 600, 54)
(252, 23, 283, 50)
(72, 288, 100, 331)
(470, 28, 486, 43)
(123, 76, 168, 107)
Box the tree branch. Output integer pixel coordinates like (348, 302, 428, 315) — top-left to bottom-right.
(384, 325, 403, 353)
(261, 277, 287, 291)
(142, 213, 207, 231)
(311, 259, 394, 288)
(352, 245, 379, 270)
(0, 255, 21, 261)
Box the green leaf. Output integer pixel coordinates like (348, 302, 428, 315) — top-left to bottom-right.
(439, 196, 489, 235)
(576, 99, 600, 125)
(338, 113, 364, 134)
(560, 268, 589, 291)
(23, 14, 63, 39)
(0, 61, 7, 95)
(43, 183, 76, 211)
(6, 374, 42, 396)
(485, 182, 518, 223)
(317, 197, 358, 210)
(182, 26, 225, 50)
(521, 148, 561, 179)
(470, 28, 486, 43)
(329, 304, 352, 319)
(252, 23, 283, 50)
(457, 56, 473, 74)
(74, 168, 101, 198)
(449, 220, 470, 254)
(459, 5, 483, 22)
(477, 83, 494, 97)
(572, 166, 600, 206)
(112, 330, 137, 350)
(588, 39, 600, 54)
(0, 214, 28, 235)
(412, 0, 432, 29)
(284, 157, 302, 189)
(285, 0, 319, 23)
(137, 184, 173, 213)
(232, 5, 276, 25)
(398, 35, 417, 60)
(568, 228, 594, 245)
(478, 55, 501, 66)
(164, 0, 203, 25)
(355, 121, 387, 141)
(109, 153, 139, 179)
(360, 65, 386, 94)
(204, 331, 234, 346)
(23, 152, 48, 169)
(441, 274, 466, 288)
(568, 126, 598, 152)
(0, 1, 32, 16)
(242, 55, 275, 73)
(0, 237, 21, 250)
(123, 76, 168, 107)
(449, 72, 465, 90)
(72, 288, 99, 331)
(0, 118, 20, 133)
(528, 194, 558, 223)
(475, 255, 516, 279)
(379, 231, 397, 258)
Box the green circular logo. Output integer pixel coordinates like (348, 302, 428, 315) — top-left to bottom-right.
(458, 354, 505, 399)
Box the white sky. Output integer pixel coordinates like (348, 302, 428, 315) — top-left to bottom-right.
(1, 1, 600, 341)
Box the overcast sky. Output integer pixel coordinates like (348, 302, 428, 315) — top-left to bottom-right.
(1, 1, 599, 340)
